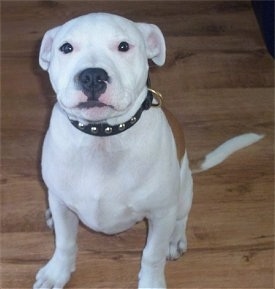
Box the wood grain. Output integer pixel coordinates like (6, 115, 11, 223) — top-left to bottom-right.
(1, 1, 274, 288)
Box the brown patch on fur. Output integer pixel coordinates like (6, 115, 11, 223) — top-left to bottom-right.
(163, 107, 185, 161)
(189, 157, 205, 173)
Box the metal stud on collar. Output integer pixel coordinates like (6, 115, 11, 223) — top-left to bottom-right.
(104, 127, 113, 134)
(130, 117, 137, 124)
(78, 122, 85, 129)
(91, 126, 98, 134)
(118, 123, 126, 131)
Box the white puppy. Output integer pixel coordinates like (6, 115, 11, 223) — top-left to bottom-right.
(34, 13, 263, 289)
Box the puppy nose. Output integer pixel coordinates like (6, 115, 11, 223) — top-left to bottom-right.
(78, 68, 109, 100)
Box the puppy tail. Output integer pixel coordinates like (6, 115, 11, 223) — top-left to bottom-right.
(191, 133, 264, 174)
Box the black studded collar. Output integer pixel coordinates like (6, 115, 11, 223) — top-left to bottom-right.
(68, 86, 162, 137)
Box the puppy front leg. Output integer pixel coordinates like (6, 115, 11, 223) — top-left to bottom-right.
(34, 193, 79, 289)
(139, 208, 177, 289)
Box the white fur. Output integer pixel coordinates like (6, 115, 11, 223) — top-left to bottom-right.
(34, 13, 262, 289)
(193, 133, 264, 173)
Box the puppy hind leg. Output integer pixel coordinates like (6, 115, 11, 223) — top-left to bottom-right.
(167, 216, 189, 260)
(167, 156, 193, 260)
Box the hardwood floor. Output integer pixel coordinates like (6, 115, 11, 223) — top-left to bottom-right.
(1, 1, 274, 288)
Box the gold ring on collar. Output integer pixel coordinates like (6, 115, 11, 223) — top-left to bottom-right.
(148, 88, 163, 107)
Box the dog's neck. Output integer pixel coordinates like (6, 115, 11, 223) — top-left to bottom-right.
(66, 76, 163, 137)
(69, 89, 155, 137)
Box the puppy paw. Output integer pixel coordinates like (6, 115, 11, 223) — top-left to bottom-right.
(166, 238, 187, 260)
(45, 208, 54, 230)
(33, 253, 75, 289)
(138, 269, 166, 289)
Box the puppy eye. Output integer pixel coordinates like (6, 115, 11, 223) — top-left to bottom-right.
(59, 42, 73, 54)
(118, 41, 130, 52)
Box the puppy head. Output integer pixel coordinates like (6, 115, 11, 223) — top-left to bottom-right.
(39, 13, 166, 122)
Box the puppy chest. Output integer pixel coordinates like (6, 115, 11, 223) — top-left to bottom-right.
(47, 164, 146, 234)
(42, 135, 179, 233)
(72, 194, 143, 234)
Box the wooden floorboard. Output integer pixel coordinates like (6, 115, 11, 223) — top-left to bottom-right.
(1, 1, 274, 288)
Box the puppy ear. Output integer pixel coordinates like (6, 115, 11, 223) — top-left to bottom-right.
(136, 23, 166, 66)
(39, 26, 60, 70)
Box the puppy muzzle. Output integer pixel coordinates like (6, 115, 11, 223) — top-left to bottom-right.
(78, 68, 110, 102)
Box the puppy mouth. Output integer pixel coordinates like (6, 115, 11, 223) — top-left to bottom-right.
(77, 100, 113, 109)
